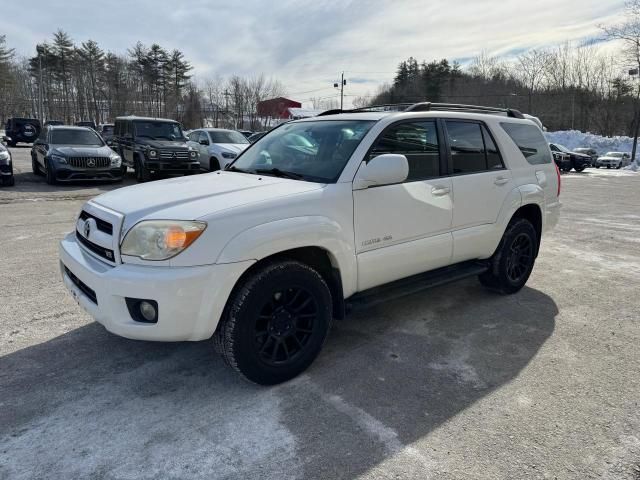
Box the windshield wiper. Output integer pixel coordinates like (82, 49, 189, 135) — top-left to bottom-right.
(226, 165, 253, 174)
(254, 168, 304, 180)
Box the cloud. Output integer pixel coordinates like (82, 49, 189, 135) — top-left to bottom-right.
(0, 0, 627, 106)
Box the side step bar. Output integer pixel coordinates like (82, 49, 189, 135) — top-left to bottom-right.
(346, 261, 488, 312)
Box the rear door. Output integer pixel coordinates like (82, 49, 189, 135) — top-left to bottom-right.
(444, 120, 515, 261)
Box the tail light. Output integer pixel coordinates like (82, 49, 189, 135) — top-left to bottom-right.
(555, 162, 561, 197)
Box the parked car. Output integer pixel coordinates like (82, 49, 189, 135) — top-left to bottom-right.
(0, 136, 14, 186)
(4, 117, 41, 147)
(59, 102, 560, 385)
(595, 151, 631, 169)
(44, 120, 64, 127)
(573, 147, 598, 164)
(31, 125, 124, 184)
(548, 143, 591, 172)
(237, 129, 253, 138)
(98, 123, 115, 143)
(248, 132, 266, 143)
(75, 121, 97, 130)
(551, 150, 571, 171)
(187, 128, 250, 170)
(111, 116, 200, 182)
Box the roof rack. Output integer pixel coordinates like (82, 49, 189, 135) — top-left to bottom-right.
(317, 102, 525, 119)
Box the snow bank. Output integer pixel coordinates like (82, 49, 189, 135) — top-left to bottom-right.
(545, 129, 640, 171)
(544, 130, 634, 155)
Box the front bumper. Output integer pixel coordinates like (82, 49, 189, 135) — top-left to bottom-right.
(144, 160, 201, 173)
(51, 165, 124, 182)
(59, 232, 254, 341)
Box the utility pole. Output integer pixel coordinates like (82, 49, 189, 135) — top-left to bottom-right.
(334, 72, 346, 110)
(630, 69, 640, 163)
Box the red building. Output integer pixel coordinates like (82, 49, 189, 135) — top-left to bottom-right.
(257, 97, 302, 119)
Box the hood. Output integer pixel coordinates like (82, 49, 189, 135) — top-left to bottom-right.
(52, 145, 114, 156)
(571, 152, 591, 159)
(92, 171, 324, 229)
(136, 138, 190, 149)
(215, 143, 249, 154)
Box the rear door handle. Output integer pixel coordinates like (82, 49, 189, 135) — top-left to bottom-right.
(494, 177, 509, 186)
(431, 186, 451, 196)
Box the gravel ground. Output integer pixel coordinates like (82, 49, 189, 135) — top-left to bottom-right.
(1, 147, 639, 480)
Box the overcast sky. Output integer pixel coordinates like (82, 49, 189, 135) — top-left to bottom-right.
(0, 0, 627, 106)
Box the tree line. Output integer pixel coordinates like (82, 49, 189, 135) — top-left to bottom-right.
(0, 30, 284, 130)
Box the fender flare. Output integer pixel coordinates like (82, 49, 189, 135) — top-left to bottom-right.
(216, 216, 358, 297)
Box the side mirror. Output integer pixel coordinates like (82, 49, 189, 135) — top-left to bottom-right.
(199, 139, 209, 146)
(353, 154, 409, 190)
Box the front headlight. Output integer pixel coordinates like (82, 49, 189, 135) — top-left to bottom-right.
(189, 150, 198, 159)
(0, 151, 10, 165)
(110, 154, 121, 167)
(148, 149, 157, 158)
(51, 154, 67, 164)
(221, 152, 236, 159)
(120, 220, 207, 261)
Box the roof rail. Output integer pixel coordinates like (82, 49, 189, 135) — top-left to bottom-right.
(317, 102, 525, 119)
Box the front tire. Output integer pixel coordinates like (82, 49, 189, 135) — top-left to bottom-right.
(214, 260, 333, 385)
(31, 154, 42, 176)
(209, 157, 221, 172)
(45, 160, 57, 185)
(616, 163, 622, 169)
(134, 157, 150, 182)
(574, 166, 585, 172)
(479, 218, 538, 294)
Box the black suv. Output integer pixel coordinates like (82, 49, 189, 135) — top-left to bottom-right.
(5, 118, 42, 147)
(111, 116, 200, 182)
(549, 143, 591, 172)
(31, 125, 124, 184)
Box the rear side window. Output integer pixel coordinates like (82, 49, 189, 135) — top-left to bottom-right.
(501, 123, 552, 165)
(445, 121, 503, 174)
(370, 120, 440, 181)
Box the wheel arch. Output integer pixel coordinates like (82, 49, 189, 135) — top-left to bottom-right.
(510, 203, 543, 256)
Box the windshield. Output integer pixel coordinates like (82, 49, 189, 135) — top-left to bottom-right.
(606, 152, 623, 158)
(51, 129, 103, 146)
(102, 125, 114, 134)
(209, 130, 249, 144)
(231, 120, 375, 183)
(134, 121, 184, 140)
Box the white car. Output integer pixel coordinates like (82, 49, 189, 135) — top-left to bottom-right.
(59, 103, 561, 384)
(187, 128, 250, 170)
(596, 151, 631, 169)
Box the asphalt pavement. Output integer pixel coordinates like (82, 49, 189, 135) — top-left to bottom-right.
(1, 147, 639, 479)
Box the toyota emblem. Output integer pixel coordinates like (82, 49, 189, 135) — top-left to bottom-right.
(83, 220, 91, 238)
(87, 158, 96, 167)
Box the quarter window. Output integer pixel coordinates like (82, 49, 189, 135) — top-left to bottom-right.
(370, 121, 440, 181)
(501, 123, 552, 165)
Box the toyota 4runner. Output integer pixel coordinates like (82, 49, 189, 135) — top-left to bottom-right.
(59, 103, 561, 385)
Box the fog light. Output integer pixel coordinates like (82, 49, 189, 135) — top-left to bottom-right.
(139, 301, 157, 322)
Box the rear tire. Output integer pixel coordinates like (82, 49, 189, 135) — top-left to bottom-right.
(595, 165, 600, 169)
(574, 166, 585, 172)
(616, 163, 622, 169)
(214, 260, 333, 385)
(606, 165, 611, 169)
(478, 218, 538, 294)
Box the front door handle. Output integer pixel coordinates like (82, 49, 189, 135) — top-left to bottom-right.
(431, 186, 451, 196)
(494, 177, 509, 186)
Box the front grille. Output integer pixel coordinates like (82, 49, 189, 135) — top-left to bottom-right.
(158, 149, 190, 160)
(64, 265, 98, 304)
(76, 230, 116, 262)
(79, 210, 113, 235)
(67, 156, 110, 168)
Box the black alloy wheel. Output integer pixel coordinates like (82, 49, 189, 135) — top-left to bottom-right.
(505, 232, 534, 284)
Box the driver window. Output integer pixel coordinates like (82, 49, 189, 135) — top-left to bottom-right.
(369, 121, 441, 181)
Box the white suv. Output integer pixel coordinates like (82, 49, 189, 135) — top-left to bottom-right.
(59, 103, 561, 384)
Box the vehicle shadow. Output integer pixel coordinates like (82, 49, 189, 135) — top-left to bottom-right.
(0, 279, 557, 479)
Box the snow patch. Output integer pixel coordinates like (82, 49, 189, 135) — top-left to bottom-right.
(545, 130, 633, 155)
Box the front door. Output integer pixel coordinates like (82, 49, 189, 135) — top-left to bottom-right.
(354, 119, 453, 291)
